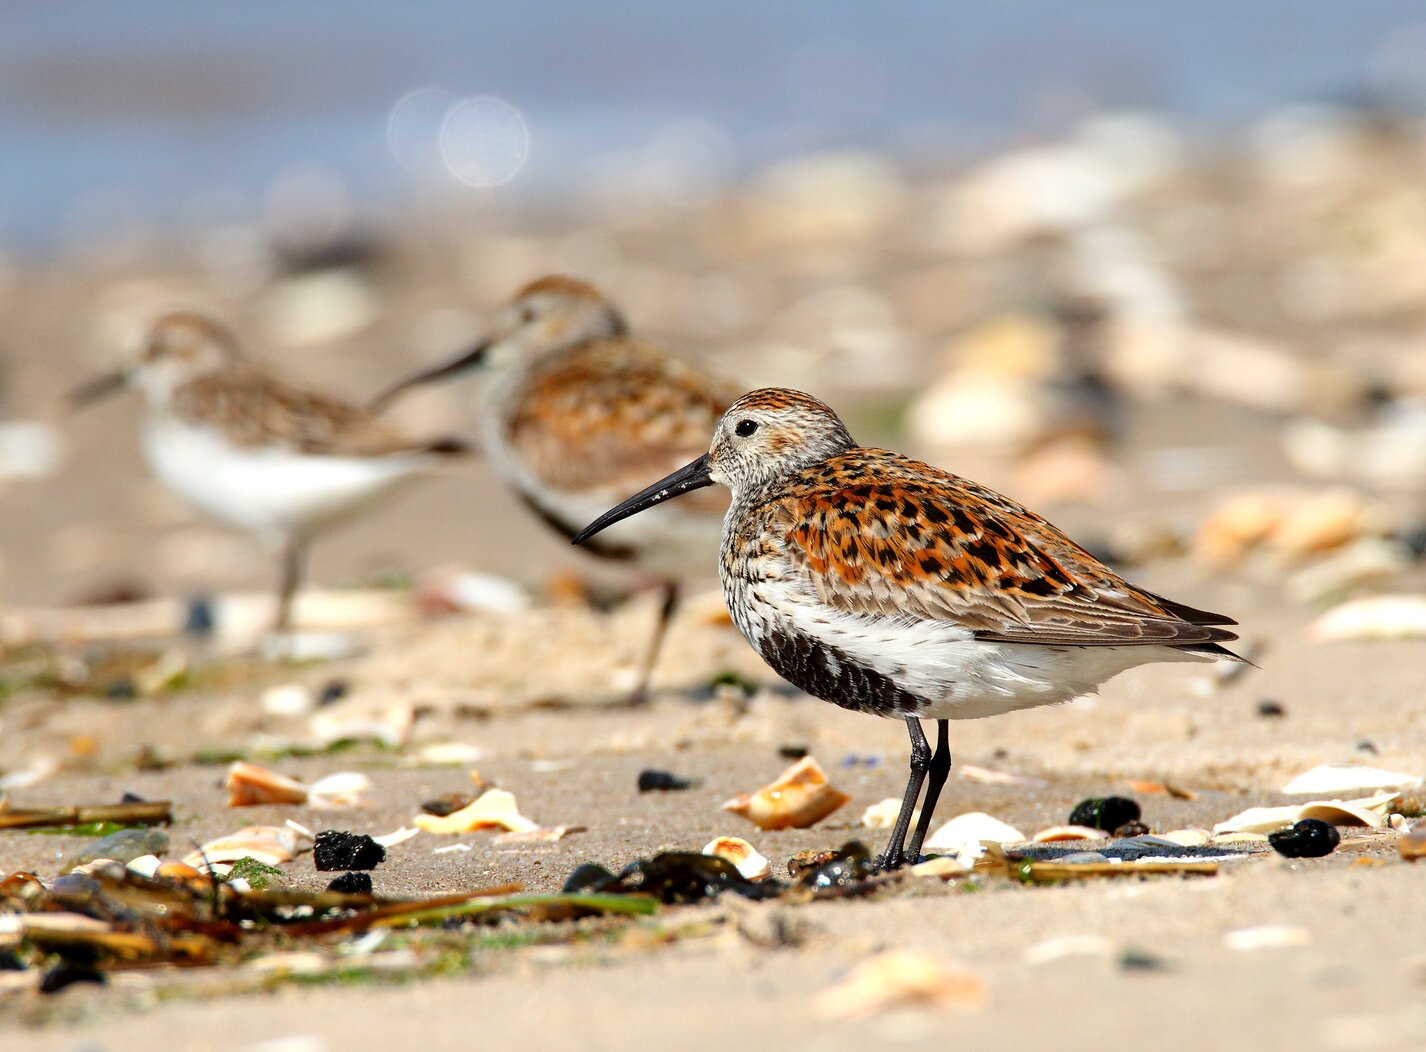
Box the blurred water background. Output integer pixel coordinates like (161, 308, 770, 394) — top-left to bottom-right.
(5, 1, 1426, 254)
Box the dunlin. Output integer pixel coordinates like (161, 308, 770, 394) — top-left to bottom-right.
(72, 312, 468, 631)
(372, 276, 740, 702)
(574, 388, 1242, 868)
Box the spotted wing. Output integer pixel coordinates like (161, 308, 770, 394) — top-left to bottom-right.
(173, 366, 467, 457)
(505, 338, 737, 505)
(771, 453, 1237, 649)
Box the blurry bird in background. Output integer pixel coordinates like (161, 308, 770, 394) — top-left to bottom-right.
(372, 276, 740, 703)
(71, 312, 469, 633)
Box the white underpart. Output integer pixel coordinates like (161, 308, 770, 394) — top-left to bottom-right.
(143, 417, 440, 541)
(741, 576, 1208, 720)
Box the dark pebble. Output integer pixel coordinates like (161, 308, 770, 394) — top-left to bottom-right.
(637, 769, 695, 792)
(326, 871, 373, 895)
(318, 679, 349, 706)
(0, 950, 24, 971)
(1119, 950, 1169, 972)
(1069, 796, 1141, 832)
(313, 830, 386, 871)
(777, 744, 809, 760)
(1356, 740, 1378, 755)
(562, 863, 619, 894)
(183, 595, 215, 638)
(1268, 818, 1340, 859)
(1256, 699, 1286, 718)
(119, 791, 147, 804)
(39, 963, 106, 995)
(421, 792, 475, 817)
(103, 677, 137, 701)
(1401, 526, 1426, 560)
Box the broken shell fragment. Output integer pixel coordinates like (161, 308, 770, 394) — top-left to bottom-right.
(225, 762, 309, 807)
(1308, 595, 1426, 642)
(702, 836, 772, 880)
(1223, 925, 1311, 951)
(1281, 764, 1422, 795)
(814, 949, 986, 1018)
(1398, 823, 1426, 862)
(923, 812, 1026, 855)
(413, 788, 538, 835)
(308, 772, 374, 810)
(1213, 793, 1398, 834)
(908, 856, 971, 880)
(183, 825, 304, 869)
(721, 757, 850, 831)
(1032, 825, 1105, 843)
(861, 798, 918, 830)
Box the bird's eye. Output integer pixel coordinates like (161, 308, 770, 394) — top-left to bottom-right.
(734, 419, 758, 438)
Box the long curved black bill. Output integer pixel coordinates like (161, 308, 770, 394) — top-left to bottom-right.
(368, 338, 490, 411)
(572, 454, 713, 546)
(68, 369, 129, 410)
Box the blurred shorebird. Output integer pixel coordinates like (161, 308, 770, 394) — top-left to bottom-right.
(371, 276, 739, 703)
(72, 312, 468, 632)
(574, 388, 1243, 868)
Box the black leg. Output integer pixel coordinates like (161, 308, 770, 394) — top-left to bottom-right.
(878, 718, 930, 870)
(906, 719, 952, 863)
(629, 579, 679, 706)
(273, 537, 307, 634)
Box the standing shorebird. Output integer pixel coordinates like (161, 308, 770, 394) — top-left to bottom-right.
(371, 276, 739, 702)
(72, 312, 468, 632)
(574, 388, 1242, 868)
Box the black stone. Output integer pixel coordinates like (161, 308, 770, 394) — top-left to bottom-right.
(317, 679, 349, 706)
(421, 792, 475, 817)
(1256, 699, 1286, 718)
(562, 863, 620, 894)
(637, 769, 695, 792)
(326, 871, 373, 895)
(119, 791, 147, 804)
(39, 963, 106, 995)
(1069, 796, 1141, 832)
(103, 677, 137, 700)
(778, 744, 809, 761)
(1268, 819, 1340, 859)
(183, 595, 215, 638)
(313, 830, 386, 871)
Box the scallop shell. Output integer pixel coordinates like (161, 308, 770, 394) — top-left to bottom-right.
(721, 757, 850, 831)
(702, 836, 772, 880)
(183, 825, 304, 869)
(225, 762, 309, 807)
(814, 949, 986, 1018)
(1032, 825, 1105, 843)
(923, 812, 1026, 854)
(413, 788, 538, 834)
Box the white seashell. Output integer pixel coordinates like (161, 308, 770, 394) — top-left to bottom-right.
(260, 683, 315, 718)
(412, 742, 485, 766)
(908, 856, 971, 879)
(722, 757, 851, 831)
(923, 812, 1026, 854)
(125, 855, 162, 878)
(183, 825, 303, 869)
(285, 819, 316, 842)
(413, 789, 538, 834)
(1223, 925, 1311, 951)
(702, 836, 772, 880)
(0, 757, 59, 790)
(1214, 793, 1399, 834)
(1281, 764, 1422, 795)
(1023, 934, 1117, 965)
(309, 705, 412, 749)
(372, 826, 420, 848)
(1308, 595, 1426, 642)
(225, 761, 309, 807)
(1154, 829, 1212, 847)
(814, 949, 986, 1018)
(1032, 825, 1104, 843)
(861, 798, 918, 831)
(308, 771, 374, 810)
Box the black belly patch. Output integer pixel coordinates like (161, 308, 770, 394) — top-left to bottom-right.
(758, 627, 927, 716)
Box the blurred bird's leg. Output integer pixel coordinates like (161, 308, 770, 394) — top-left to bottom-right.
(879, 718, 931, 870)
(272, 536, 309, 634)
(906, 720, 951, 863)
(629, 578, 680, 707)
